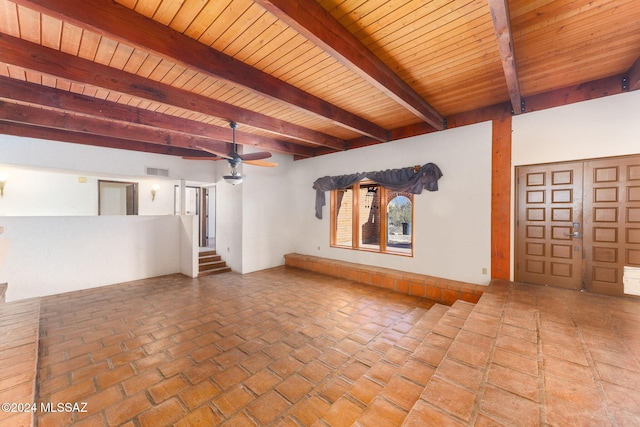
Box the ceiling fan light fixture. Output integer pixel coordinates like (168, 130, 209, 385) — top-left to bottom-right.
(195, 121, 274, 180)
(222, 165, 245, 185)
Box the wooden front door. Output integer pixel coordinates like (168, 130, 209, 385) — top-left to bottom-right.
(583, 157, 640, 295)
(516, 162, 584, 290)
(516, 155, 640, 296)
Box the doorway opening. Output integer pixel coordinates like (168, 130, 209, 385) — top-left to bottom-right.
(98, 180, 138, 215)
(174, 185, 216, 249)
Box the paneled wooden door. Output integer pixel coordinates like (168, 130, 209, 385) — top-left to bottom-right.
(517, 156, 640, 295)
(516, 162, 584, 290)
(583, 157, 640, 295)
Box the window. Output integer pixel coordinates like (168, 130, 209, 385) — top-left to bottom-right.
(387, 194, 413, 254)
(331, 181, 413, 256)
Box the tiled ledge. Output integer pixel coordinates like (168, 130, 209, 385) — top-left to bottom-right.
(0, 298, 41, 427)
(284, 253, 484, 305)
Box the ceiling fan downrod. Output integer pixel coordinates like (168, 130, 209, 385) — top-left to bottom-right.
(230, 121, 238, 151)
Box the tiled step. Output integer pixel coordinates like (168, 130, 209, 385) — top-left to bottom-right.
(198, 250, 231, 276)
(402, 299, 495, 426)
(307, 300, 475, 426)
(0, 298, 41, 427)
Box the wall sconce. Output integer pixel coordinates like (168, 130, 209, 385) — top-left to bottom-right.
(0, 174, 8, 198)
(150, 184, 160, 201)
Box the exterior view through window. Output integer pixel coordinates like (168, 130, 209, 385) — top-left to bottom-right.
(387, 195, 412, 254)
(331, 181, 413, 256)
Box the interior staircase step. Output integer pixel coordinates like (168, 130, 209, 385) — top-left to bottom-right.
(0, 298, 41, 427)
(199, 260, 228, 272)
(199, 250, 217, 257)
(401, 300, 481, 426)
(306, 300, 475, 426)
(359, 300, 475, 426)
(198, 249, 231, 276)
(198, 266, 232, 276)
(199, 254, 222, 263)
(398, 303, 450, 344)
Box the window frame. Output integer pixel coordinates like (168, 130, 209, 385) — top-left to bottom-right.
(330, 180, 414, 257)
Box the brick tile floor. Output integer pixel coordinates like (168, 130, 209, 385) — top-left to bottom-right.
(35, 268, 435, 426)
(0, 266, 638, 426)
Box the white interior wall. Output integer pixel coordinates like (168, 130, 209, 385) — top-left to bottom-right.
(0, 166, 181, 216)
(0, 167, 98, 216)
(513, 90, 640, 166)
(180, 215, 199, 278)
(0, 135, 216, 182)
(285, 122, 493, 285)
(0, 215, 184, 301)
(212, 149, 296, 274)
(511, 90, 640, 279)
(241, 151, 295, 273)
(214, 169, 244, 272)
(0, 135, 217, 216)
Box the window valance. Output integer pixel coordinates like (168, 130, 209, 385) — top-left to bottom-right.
(312, 163, 443, 219)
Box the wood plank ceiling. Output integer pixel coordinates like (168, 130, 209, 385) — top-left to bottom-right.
(0, 0, 639, 161)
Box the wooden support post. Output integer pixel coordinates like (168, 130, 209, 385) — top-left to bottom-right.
(491, 116, 512, 280)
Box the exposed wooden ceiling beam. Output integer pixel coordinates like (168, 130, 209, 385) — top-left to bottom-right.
(524, 73, 628, 112)
(0, 121, 205, 157)
(489, 0, 523, 114)
(0, 33, 342, 152)
(253, 0, 445, 131)
(628, 56, 640, 91)
(12, 0, 390, 142)
(0, 101, 315, 159)
(0, 76, 314, 157)
(0, 101, 233, 154)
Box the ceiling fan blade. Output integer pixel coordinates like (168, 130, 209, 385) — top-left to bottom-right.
(238, 151, 272, 161)
(244, 159, 278, 167)
(196, 145, 233, 160)
(182, 156, 220, 161)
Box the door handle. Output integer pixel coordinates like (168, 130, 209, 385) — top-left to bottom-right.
(566, 231, 581, 239)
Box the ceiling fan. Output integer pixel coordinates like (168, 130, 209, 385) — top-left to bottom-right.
(190, 121, 277, 184)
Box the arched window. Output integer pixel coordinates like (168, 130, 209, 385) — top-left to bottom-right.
(387, 194, 413, 254)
